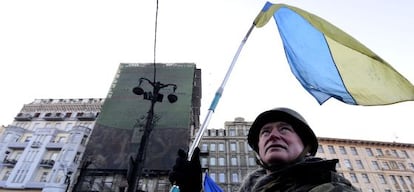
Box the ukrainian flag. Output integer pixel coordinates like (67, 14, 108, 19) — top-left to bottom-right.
(254, 2, 414, 106)
(204, 172, 223, 192)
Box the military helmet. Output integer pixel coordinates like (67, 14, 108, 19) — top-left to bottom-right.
(248, 107, 318, 156)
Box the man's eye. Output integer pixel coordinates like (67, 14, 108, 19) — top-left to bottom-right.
(280, 126, 293, 132)
(260, 129, 270, 135)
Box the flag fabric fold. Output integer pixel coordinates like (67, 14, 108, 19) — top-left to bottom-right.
(254, 2, 414, 105)
(204, 172, 223, 192)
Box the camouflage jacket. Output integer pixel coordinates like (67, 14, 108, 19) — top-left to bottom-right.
(238, 157, 359, 192)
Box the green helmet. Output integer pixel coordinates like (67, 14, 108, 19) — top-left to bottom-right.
(248, 107, 318, 156)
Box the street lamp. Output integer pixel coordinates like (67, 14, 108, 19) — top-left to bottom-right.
(127, 77, 178, 192)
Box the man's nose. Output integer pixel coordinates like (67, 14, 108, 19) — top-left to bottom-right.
(268, 128, 282, 139)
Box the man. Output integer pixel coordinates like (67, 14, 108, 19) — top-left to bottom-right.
(170, 107, 359, 192)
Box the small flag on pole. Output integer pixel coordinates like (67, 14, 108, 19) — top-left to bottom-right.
(204, 172, 223, 192)
(254, 2, 414, 106)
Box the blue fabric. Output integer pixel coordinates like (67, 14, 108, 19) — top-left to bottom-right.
(274, 7, 355, 104)
(204, 173, 223, 192)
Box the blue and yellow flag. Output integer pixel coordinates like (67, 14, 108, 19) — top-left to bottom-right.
(254, 2, 414, 105)
(204, 172, 223, 192)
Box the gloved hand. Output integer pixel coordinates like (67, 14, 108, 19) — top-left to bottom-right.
(169, 147, 202, 192)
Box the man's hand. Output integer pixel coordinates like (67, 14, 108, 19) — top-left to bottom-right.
(169, 147, 202, 192)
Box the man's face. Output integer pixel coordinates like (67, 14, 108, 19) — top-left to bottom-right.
(258, 121, 304, 165)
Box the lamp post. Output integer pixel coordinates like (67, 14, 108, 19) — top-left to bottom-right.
(128, 77, 177, 192)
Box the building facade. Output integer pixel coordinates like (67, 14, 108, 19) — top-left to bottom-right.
(0, 98, 103, 192)
(198, 117, 414, 192)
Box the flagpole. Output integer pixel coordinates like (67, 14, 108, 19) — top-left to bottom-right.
(187, 23, 255, 160)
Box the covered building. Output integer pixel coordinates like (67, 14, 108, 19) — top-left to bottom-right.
(76, 63, 201, 192)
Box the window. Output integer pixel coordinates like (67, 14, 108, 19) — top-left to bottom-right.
(389, 175, 397, 185)
(371, 161, 380, 170)
(398, 176, 406, 185)
(349, 173, 358, 183)
(397, 162, 406, 170)
(391, 149, 399, 157)
(218, 143, 225, 152)
(317, 145, 324, 153)
(218, 173, 225, 183)
(390, 161, 398, 169)
(81, 135, 88, 145)
(339, 146, 347, 154)
(378, 174, 387, 184)
(210, 173, 216, 182)
(248, 157, 256, 166)
(355, 160, 364, 169)
(201, 143, 208, 151)
(209, 157, 216, 166)
(231, 157, 237, 166)
(231, 173, 239, 183)
(218, 157, 225, 166)
(65, 113, 72, 118)
(210, 130, 216, 136)
(230, 143, 237, 152)
(376, 148, 383, 156)
(344, 159, 353, 169)
(229, 129, 236, 136)
(40, 172, 48, 182)
(382, 162, 390, 170)
(361, 173, 370, 183)
(210, 143, 216, 152)
(201, 158, 208, 168)
(2, 171, 10, 180)
(401, 150, 410, 158)
(328, 145, 336, 154)
(350, 147, 358, 155)
(406, 176, 413, 184)
(366, 148, 373, 156)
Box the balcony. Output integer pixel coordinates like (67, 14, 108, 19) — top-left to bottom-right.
(3, 159, 17, 167)
(14, 113, 32, 121)
(39, 159, 55, 167)
(45, 141, 64, 149)
(31, 141, 42, 148)
(76, 112, 97, 121)
(25, 181, 44, 188)
(8, 141, 28, 149)
(43, 113, 65, 121)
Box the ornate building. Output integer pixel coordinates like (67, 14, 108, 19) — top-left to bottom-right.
(0, 98, 103, 192)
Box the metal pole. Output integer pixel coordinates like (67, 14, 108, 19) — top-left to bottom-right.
(128, 85, 158, 192)
(187, 24, 255, 160)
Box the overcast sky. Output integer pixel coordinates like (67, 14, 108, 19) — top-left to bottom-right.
(1, 0, 413, 143)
